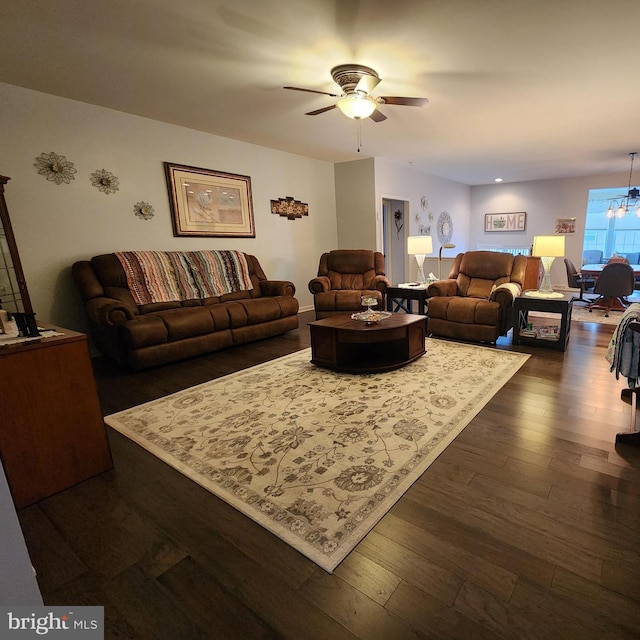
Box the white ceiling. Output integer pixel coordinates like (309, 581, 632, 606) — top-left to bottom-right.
(2, 0, 640, 185)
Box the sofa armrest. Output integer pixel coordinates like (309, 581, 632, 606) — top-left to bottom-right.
(427, 279, 457, 297)
(86, 297, 135, 327)
(308, 276, 331, 294)
(372, 275, 391, 293)
(260, 280, 296, 297)
(489, 282, 521, 306)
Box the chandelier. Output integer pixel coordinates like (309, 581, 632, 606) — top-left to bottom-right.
(606, 152, 640, 218)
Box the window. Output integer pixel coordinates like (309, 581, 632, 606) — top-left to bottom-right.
(584, 188, 640, 259)
(476, 244, 531, 256)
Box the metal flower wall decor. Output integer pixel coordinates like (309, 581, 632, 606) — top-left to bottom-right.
(90, 169, 119, 194)
(270, 196, 309, 220)
(34, 151, 77, 185)
(133, 201, 155, 220)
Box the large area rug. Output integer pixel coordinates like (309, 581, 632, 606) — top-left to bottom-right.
(572, 305, 622, 326)
(569, 292, 640, 326)
(105, 340, 529, 572)
(535, 305, 621, 326)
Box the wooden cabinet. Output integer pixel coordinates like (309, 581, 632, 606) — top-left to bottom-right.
(0, 327, 112, 508)
(523, 256, 543, 291)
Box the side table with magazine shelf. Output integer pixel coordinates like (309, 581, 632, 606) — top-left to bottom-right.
(512, 292, 573, 351)
(386, 283, 431, 315)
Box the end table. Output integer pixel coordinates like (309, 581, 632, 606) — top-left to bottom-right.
(512, 292, 573, 351)
(386, 285, 429, 315)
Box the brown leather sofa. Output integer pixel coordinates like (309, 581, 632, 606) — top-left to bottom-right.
(72, 252, 299, 369)
(426, 251, 527, 343)
(308, 249, 391, 319)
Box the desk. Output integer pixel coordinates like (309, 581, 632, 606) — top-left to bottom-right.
(581, 263, 640, 277)
(512, 292, 573, 351)
(386, 285, 429, 315)
(581, 263, 640, 312)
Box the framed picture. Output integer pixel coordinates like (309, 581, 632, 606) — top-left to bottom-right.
(484, 212, 526, 232)
(555, 217, 576, 234)
(164, 162, 255, 237)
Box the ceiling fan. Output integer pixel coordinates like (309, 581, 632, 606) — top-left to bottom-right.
(284, 64, 428, 122)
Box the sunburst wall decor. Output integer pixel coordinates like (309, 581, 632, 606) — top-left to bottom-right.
(34, 152, 77, 185)
(90, 169, 119, 194)
(133, 201, 155, 220)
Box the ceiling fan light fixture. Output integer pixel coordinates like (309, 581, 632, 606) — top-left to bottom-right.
(336, 93, 377, 119)
(605, 152, 639, 218)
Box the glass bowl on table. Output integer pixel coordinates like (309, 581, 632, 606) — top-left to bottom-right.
(351, 295, 392, 325)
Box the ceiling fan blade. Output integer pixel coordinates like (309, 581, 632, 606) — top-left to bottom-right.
(283, 86, 340, 98)
(355, 74, 381, 94)
(369, 109, 387, 123)
(305, 104, 337, 116)
(379, 96, 429, 107)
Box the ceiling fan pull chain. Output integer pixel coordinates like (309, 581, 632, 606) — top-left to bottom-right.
(357, 120, 362, 153)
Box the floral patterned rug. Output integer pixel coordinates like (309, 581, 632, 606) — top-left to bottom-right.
(571, 305, 621, 326)
(105, 340, 529, 572)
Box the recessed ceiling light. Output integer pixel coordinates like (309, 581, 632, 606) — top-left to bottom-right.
(494, 178, 503, 183)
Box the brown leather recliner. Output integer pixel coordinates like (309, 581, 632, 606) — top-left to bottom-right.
(308, 249, 391, 319)
(426, 251, 527, 343)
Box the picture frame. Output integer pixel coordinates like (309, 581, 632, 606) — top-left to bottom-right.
(164, 162, 255, 237)
(555, 217, 576, 234)
(270, 196, 309, 220)
(484, 212, 526, 232)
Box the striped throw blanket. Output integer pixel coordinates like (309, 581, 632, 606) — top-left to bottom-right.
(188, 250, 253, 299)
(115, 250, 253, 305)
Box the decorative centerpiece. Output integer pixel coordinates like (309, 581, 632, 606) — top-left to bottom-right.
(351, 295, 392, 325)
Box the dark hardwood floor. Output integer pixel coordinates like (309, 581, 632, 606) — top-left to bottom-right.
(17, 310, 640, 639)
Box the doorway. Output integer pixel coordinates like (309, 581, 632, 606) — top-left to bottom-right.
(382, 198, 408, 284)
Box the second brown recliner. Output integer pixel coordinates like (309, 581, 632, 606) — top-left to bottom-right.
(426, 251, 527, 343)
(308, 249, 391, 320)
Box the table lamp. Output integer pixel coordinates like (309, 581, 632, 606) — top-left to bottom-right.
(438, 243, 456, 280)
(407, 235, 433, 283)
(527, 235, 565, 298)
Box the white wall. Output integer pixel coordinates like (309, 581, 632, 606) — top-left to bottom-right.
(0, 82, 338, 332)
(374, 159, 471, 281)
(471, 172, 633, 286)
(334, 158, 377, 249)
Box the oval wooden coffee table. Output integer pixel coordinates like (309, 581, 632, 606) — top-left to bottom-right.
(309, 313, 426, 373)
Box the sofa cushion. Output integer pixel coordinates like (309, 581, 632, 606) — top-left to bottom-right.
(314, 290, 383, 313)
(457, 275, 496, 299)
(120, 307, 215, 349)
(328, 271, 373, 290)
(428, 296, 502, 325)
(162, 307, 215, 341)
(204, 303, 231, 331)
(120, 315, 169, 350)
(226, 297, 292, 328)
(324, 250, 382, 290)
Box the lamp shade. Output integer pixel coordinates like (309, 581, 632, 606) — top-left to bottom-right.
(336, 94, 377, 119)
(532, 235, 565, 257)
(407, 235, 433, 255)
